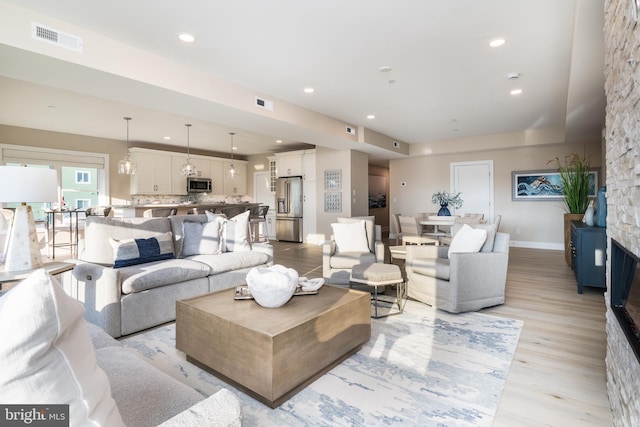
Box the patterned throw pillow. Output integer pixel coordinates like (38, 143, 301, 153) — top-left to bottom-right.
(110, 231, 175, 268)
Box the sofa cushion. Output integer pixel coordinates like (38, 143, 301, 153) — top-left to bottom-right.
(111, 231, 175, 268)
(96, 346, 203, 427)
(329, 251, 377, 269)
(448, 224, 487, 257)
(411, 257, 451, 280)
(182, 220, 223, 256)
(187, 251, 269, 274)
(84, 216, 172, 265)
(0, 270, 125, 426)
(332, 220, 370, 253)
(120, 258, 212, 294)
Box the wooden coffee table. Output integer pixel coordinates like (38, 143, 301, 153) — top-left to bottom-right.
(176, 284, 371, 408)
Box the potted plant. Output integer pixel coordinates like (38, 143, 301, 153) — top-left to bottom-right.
(549, 153, 592, 266)
(431, 191, 463, 216)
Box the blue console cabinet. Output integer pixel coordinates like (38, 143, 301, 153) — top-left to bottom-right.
(570, 221, 607, 294)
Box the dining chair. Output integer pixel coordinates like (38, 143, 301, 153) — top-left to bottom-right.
(142, 208, 177, 218)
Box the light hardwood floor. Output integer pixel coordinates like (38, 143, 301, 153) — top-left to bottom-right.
(268, 240, 613, 426)
(47, 237, 613, 425)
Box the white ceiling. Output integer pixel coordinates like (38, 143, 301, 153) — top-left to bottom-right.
(0, 0, 605, 164)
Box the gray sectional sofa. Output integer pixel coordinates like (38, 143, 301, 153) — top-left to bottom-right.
(87, 321, 242, 426)
(63, 214, 273, 337)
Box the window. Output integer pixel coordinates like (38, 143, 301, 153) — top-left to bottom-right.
(75, 170, 91, 184)
(269, 159, 277, 192)
(76, 199, 91, 209)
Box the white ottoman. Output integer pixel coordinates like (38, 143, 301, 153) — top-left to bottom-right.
(350, 263, 406, 318)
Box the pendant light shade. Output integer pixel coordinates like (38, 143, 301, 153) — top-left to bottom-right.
(227, 132, 236, 179)
(180, 124, 198, 176)
(117, 117, 137, 175)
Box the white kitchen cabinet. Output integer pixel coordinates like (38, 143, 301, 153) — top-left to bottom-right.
(276, 154, 302, 177)
(209, 159, 224, 194)
(223, 161, 247, 195)
(171, 156, 211, 195)
(302, 151, 316, 182)
(303, 182, 317, 243)
(130, 149, 172, 194)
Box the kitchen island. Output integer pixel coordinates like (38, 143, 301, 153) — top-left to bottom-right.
(111, 203, 259, 218)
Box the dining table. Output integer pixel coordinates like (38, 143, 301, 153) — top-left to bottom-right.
(418, 215, 458, 236)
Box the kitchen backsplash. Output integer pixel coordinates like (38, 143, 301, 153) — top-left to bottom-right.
(130, 194, 251, 205)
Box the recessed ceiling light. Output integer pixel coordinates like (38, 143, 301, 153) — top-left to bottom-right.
(178, 33, 195, 43)
(232, 146, 238, 150)
(510, 89, 523, 95)
(489, 38, 506, 47)
(276, 140, 283, 144)
(367, 115, 375, 120)
(379, 66, 392, 73)
(163, 136, 171, 140)
(303, 87, 315, 94)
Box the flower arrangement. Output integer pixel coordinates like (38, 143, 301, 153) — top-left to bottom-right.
(548, 153, 591, 214)
(431, 191, 463, 208)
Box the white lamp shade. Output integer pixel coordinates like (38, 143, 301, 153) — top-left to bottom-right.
(0, 166, 58, 203)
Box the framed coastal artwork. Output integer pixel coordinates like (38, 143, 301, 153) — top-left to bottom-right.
(511, 169, 599, 201)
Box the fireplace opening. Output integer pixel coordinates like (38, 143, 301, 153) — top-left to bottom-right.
(611, 239, 640, 362)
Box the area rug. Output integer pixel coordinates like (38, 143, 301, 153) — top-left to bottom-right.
(120, 299, 522, 426)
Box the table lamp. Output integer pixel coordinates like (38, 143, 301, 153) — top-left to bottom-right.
(0, 166, 58, 272)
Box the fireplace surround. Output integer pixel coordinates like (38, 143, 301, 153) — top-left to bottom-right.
(610, 239, 640, 362)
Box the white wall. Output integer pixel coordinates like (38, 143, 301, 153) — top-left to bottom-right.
(390, 139, 602, 248)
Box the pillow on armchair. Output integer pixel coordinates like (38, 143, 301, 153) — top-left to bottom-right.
(331, 220, 370, 253)
(448, 223, 487, 257)
(337, 216, 376, 252)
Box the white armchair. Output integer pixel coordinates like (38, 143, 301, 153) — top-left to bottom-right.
(405, 223, 510, 313)
(323, 216, 384, 284)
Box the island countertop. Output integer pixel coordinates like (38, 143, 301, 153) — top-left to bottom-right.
(110, 202, 259, 217)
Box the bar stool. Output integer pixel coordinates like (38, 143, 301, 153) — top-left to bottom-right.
(249, 205, 269, 242)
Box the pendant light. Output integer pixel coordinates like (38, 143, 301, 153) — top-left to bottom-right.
(180, 123, 198, 176)
(117, 117, 137, 175)
(227, 132, 236, 179)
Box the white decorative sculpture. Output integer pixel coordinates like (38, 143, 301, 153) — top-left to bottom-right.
(246, 264, 299, 308)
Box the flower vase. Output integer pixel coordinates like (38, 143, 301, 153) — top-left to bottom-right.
(438, 203, 451, 216)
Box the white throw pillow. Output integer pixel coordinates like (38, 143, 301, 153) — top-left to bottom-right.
(221, 210, 252, 252)
(448, 223, 488, 257)
(332, 220, 371, 253)
(0, 270, 125, 426)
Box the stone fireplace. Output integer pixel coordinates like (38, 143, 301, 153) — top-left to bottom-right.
(604, 0, 640, 424)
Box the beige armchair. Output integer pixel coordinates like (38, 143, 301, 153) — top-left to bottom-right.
(323, 216, 384, 284)
(405, 223, 510, 313)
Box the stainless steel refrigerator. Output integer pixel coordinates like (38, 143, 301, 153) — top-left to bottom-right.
(275, 176, 303, 242)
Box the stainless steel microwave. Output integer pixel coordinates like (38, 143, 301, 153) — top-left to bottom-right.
(187, 177, 212, 193)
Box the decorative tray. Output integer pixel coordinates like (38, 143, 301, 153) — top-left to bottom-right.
(234, 284, 319, 300)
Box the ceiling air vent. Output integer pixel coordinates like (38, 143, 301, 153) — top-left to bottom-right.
(255, 96, 274, 111)
(31, 22, 83, 53)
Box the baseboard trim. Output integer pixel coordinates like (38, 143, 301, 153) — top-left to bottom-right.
(510, 240, 563, 250)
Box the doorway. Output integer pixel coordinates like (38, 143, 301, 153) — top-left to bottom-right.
(450, 160, 494, 222)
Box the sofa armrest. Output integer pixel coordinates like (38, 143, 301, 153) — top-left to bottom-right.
(62, 261, 123, 338)
(374, 241, 385, 263)
(322, 240, 336, 279)
(159, 388, 242, 427)
(405, 245, 449, 264)
(250, 242, 274, 266)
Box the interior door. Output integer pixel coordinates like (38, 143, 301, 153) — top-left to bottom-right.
(451, 161, 494, 222)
